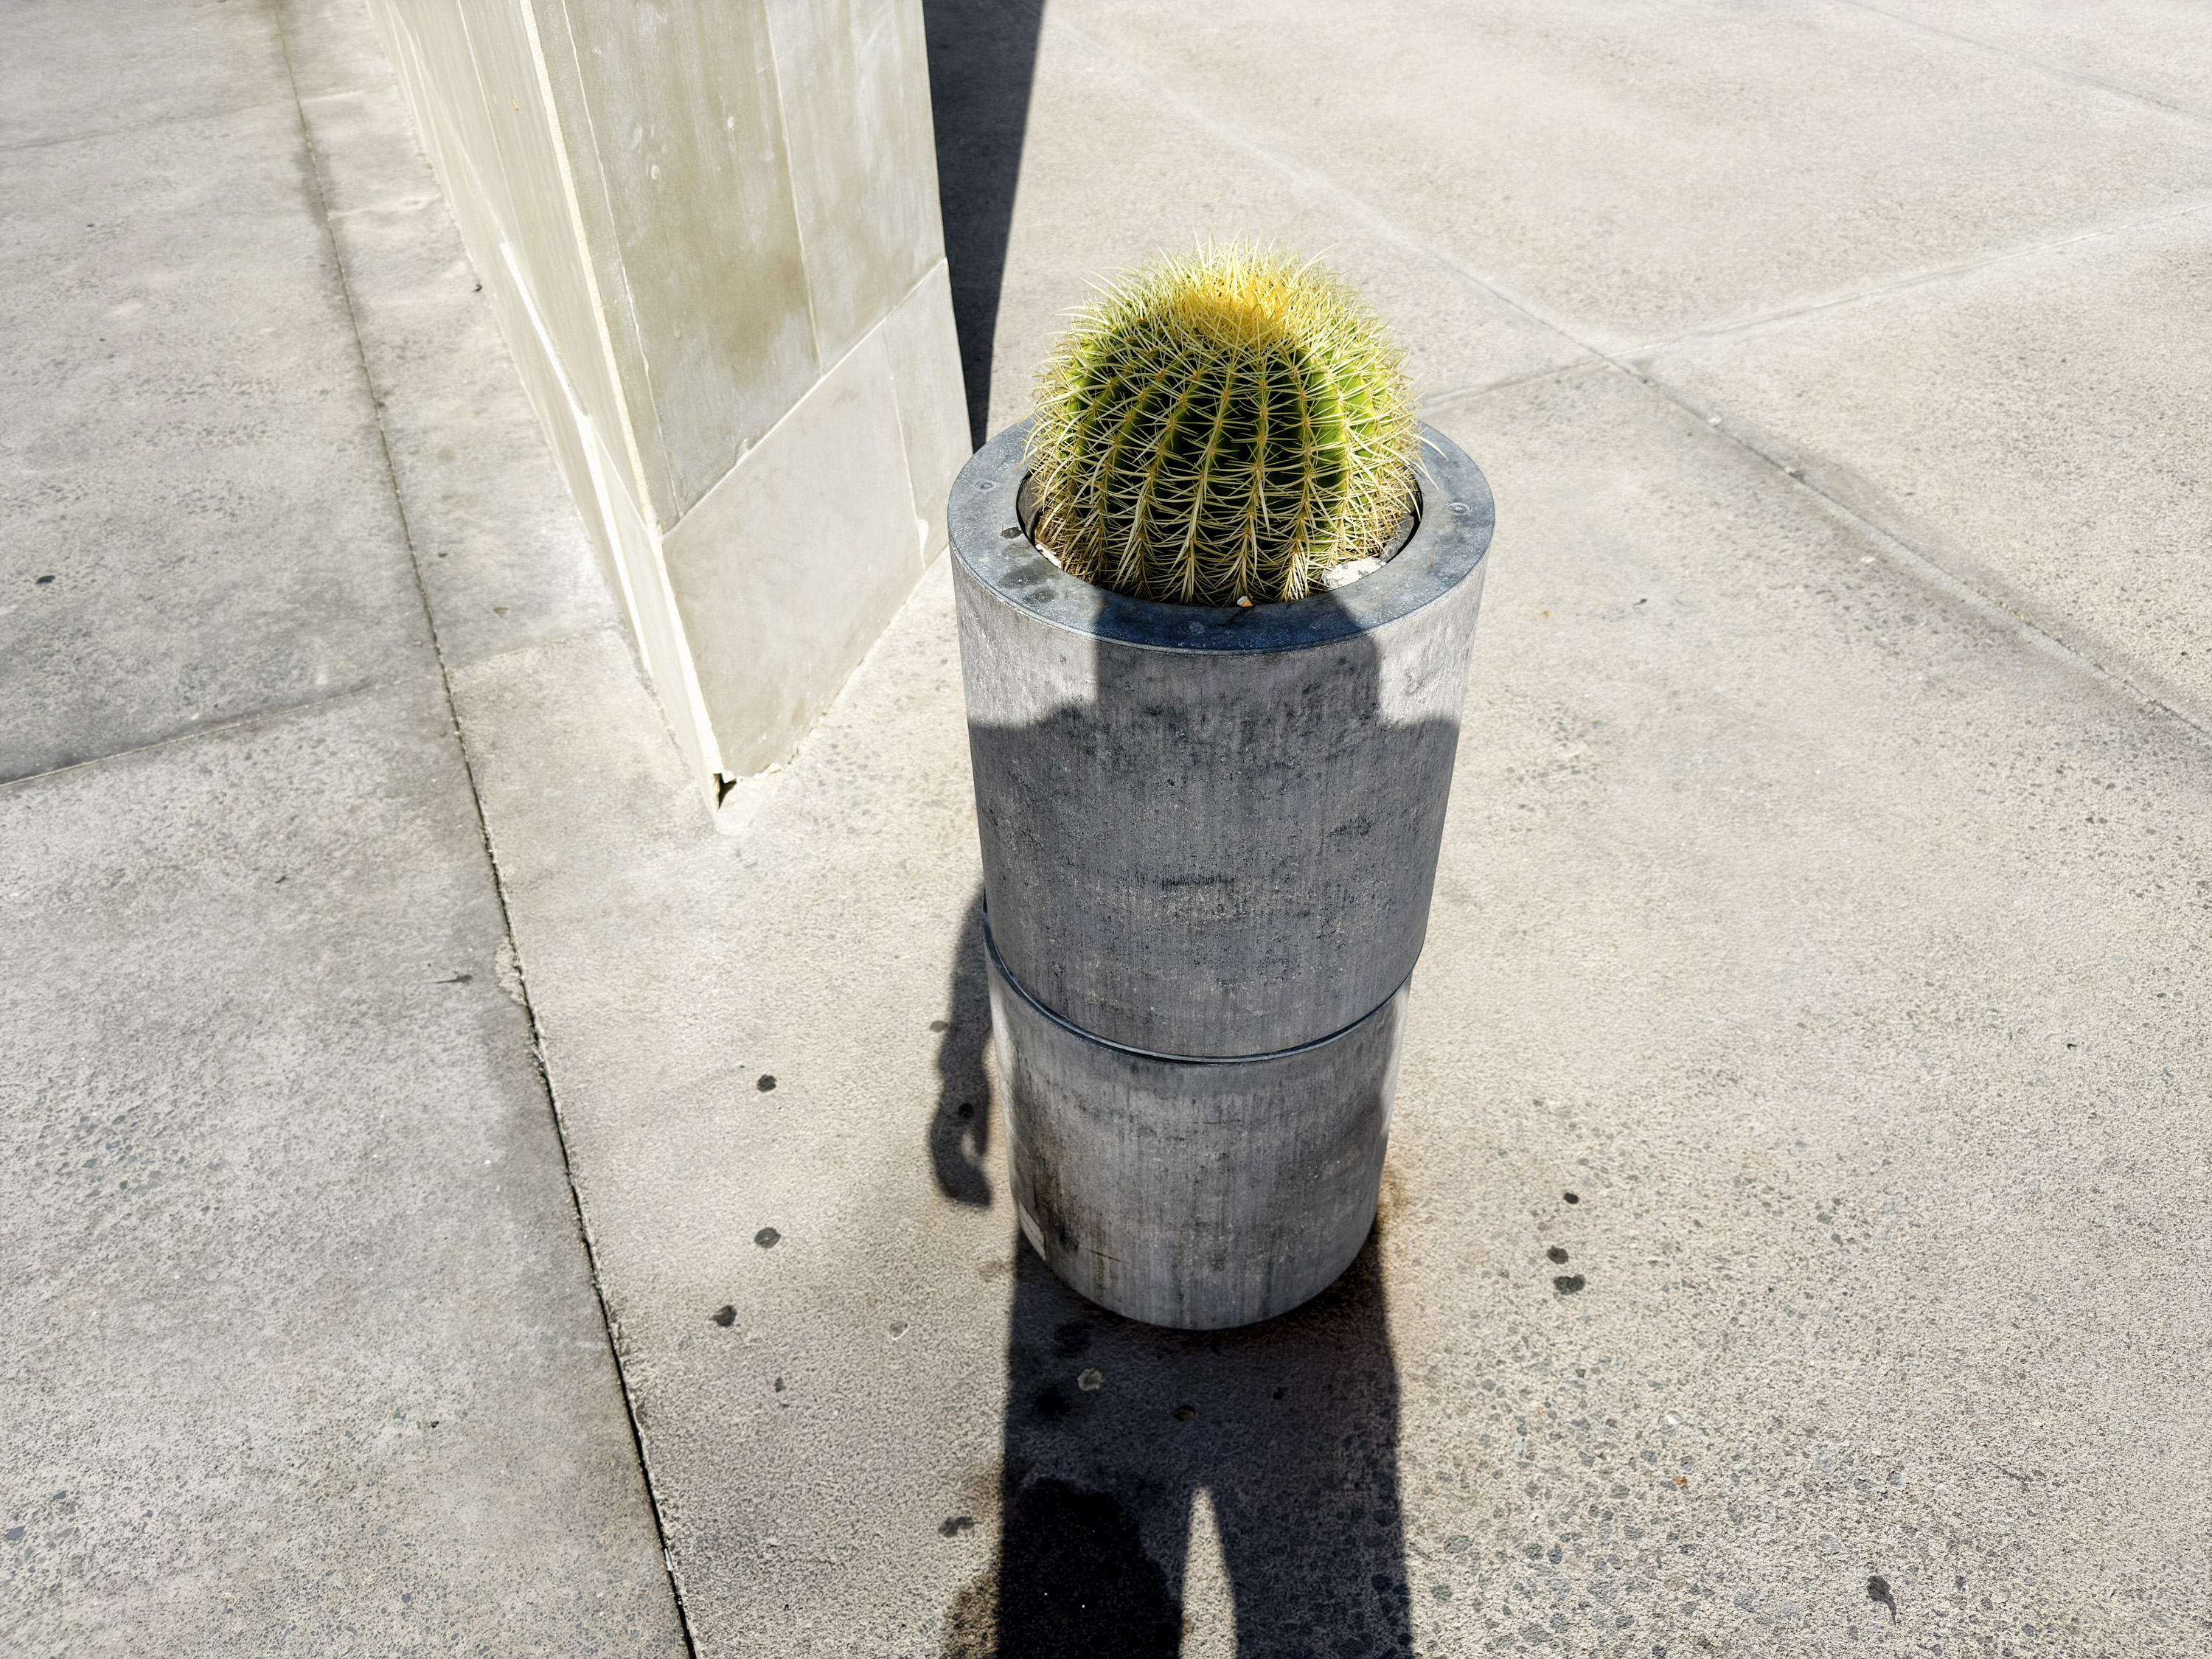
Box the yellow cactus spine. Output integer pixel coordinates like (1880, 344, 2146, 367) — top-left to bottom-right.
(1028, 244, 1417, 607)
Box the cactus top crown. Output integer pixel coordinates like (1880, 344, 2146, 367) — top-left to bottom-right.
(1028, 246, 1417, 607)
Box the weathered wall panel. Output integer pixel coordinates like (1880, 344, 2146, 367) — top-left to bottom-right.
(361, 0, 968, 808)
(661, 331, 924, 776)
(883, 261, 970, 557)
(768, 0, 947, 366)
(366, 0, 723, 785)
(548, 0, 820, 524)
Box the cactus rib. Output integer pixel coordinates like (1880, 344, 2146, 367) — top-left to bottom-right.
(1029, 245, 1416, 607)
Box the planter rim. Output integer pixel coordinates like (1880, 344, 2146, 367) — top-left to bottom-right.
(949, 417, 1494, 654)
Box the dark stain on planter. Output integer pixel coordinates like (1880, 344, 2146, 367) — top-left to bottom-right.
(1012, 1120, 1083, 1256)
(1554, 1273, 1586, 1295)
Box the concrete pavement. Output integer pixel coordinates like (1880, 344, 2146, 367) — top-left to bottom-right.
(6, 1, 2208, 1656)
(2, 0, 679, 1652)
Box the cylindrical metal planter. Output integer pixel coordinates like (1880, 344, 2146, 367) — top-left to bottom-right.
(950, 418, 1493, 1328)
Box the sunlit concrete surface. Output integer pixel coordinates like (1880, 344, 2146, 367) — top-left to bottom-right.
(1, 1, 681, 1652)
(4, 1, 2208, 1657)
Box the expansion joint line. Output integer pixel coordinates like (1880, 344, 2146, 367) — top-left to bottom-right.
(267, 10, 700, 1655)
(1829, 0, 2212, 128)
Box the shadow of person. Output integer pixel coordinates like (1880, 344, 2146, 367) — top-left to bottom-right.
(935, 1005, 1409, 1659)
(935, 428, 1486, 1650)
(986, 1220, 1408, 1659)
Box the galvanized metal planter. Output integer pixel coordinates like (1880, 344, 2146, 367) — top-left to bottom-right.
(950, 418, 1493, 1328)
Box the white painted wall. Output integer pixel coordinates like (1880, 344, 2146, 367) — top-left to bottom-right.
(362, 0, 969, 798)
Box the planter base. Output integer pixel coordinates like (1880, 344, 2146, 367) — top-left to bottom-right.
(986, 915, 1405, 1329)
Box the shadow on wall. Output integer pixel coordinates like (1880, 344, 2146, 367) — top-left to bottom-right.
(929, 896, 1415, 1658)
(923, 0, 1047, 449)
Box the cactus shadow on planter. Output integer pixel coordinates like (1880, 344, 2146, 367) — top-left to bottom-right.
(950, 418, 1493, 1330)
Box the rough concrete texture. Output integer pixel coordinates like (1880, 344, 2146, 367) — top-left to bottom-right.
(0, 98, 437, 780)
(1864, 0, 2212, 120)
(1057, 0, 2212, 352)
(1633, 206, 2212, 728)
(297, 80, 623, 669)
(440, 1, 2205, 1652)
(10, 1, 2211, 1658)
(448, 403, 2212, 1655)
(0, 0, 292, 146)
(1, 0, 684, 1650)
(0, 679, 684, 1658)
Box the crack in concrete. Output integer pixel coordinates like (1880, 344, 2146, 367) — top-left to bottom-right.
(0, 672, 442, 795)
(1615, 199, 2212, 361)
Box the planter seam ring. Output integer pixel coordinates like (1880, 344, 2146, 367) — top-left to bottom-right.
(981, 909, 1411, 1066)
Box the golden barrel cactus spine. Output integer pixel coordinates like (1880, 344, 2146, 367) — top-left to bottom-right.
(1028, 245, 1418, 607)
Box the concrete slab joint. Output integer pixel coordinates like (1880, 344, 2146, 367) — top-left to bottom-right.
(362, 0, 970, 811)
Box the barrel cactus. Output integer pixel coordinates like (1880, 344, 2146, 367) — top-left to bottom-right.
(1028, 245, 1419, 607)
